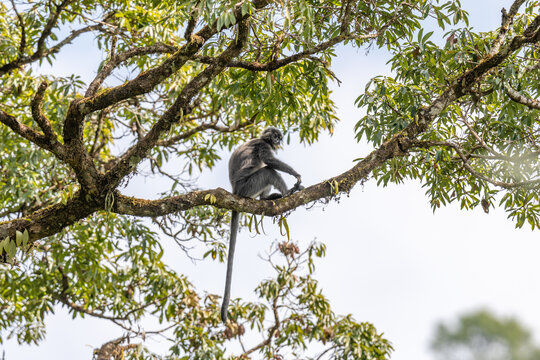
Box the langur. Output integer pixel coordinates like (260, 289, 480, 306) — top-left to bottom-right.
(221, 127, 302, 323)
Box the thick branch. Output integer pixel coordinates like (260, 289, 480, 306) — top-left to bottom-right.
(454, 14, 540, 98)
(489, 0, 527, 55)
(113, 16, 540, 218)
(0, 191, 98, 244)
(184, 0, 201, 41)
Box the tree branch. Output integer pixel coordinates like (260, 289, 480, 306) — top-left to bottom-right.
(489, 0, 527, 56)
(94, 336, 139, 360)
(35, 0, 75, 57)
(85, 43, 178, 98)
(191, 31, 383, 72)
(0, 1, 106, 76)
(76, 0, 270, 117)
(156, 114, 259, 147)
(0, 190, 98, 245)
(110, 16, 540, 217)
(504, 83, 540, 110)
(0, 23, 106, 76)
(9, 0, 26, 56)
(0, 110, 61, 155)
(31, 81, 61, 144)
(184, 0, 201, 41)
(56, 266, 127, 322)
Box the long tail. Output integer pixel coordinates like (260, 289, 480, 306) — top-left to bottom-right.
(221, 210, 239, 323)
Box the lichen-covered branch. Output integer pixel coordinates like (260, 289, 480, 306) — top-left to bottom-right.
(0, 191, 98, 244)
(489, 0, 527, 56)
(85, 43, 178, 97)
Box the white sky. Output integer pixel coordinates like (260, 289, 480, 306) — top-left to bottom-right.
(4, 1, 540, 359)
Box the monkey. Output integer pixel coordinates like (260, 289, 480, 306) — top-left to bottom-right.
(221, 127, 303, 323)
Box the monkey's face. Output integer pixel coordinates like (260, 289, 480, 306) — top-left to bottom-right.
(261, 127, 283, 149)
(270, 131, 282, 149)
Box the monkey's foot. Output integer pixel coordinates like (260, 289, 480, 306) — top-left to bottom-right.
(263, 193, 283, 200)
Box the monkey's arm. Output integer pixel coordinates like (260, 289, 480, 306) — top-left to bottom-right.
(260, 148, 301, 180)
(266, 156, 300, 178)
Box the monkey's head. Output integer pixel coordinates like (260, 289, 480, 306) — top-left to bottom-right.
(260, 127, 283, 150)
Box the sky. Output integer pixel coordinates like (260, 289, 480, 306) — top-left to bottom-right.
(3, 1, 540, 359)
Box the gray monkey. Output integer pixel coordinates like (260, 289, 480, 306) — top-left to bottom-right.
(221, 127, 302, 323)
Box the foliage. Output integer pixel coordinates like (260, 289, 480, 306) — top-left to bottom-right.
(355, 1, 540, 228)
(2, 232, 392, 359)
(431, 309, 540, 360)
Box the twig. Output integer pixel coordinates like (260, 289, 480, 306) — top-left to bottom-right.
(157, 113, 259, 147)
(9, 0, 26, 56)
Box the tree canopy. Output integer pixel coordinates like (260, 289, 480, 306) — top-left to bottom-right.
(431, 309, 540, 360)
(1, 0, 540, 358)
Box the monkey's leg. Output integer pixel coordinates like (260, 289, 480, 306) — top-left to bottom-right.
(235, 167, 288, 198)
(259, 168, 289, 199)
(263, 167, 288, 194)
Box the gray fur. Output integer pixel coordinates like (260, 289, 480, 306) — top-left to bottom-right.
(221, 128, 302, 323)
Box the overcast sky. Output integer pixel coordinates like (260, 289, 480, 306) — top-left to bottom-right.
(4, 1, 540, 359)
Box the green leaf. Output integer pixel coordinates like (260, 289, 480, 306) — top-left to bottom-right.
(8, 238, 16, 258)
(23, 229, 29, 247)
(2, 237, 9, 254)
(0, 237, 8, 255)
(16, 230, 23, 246)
